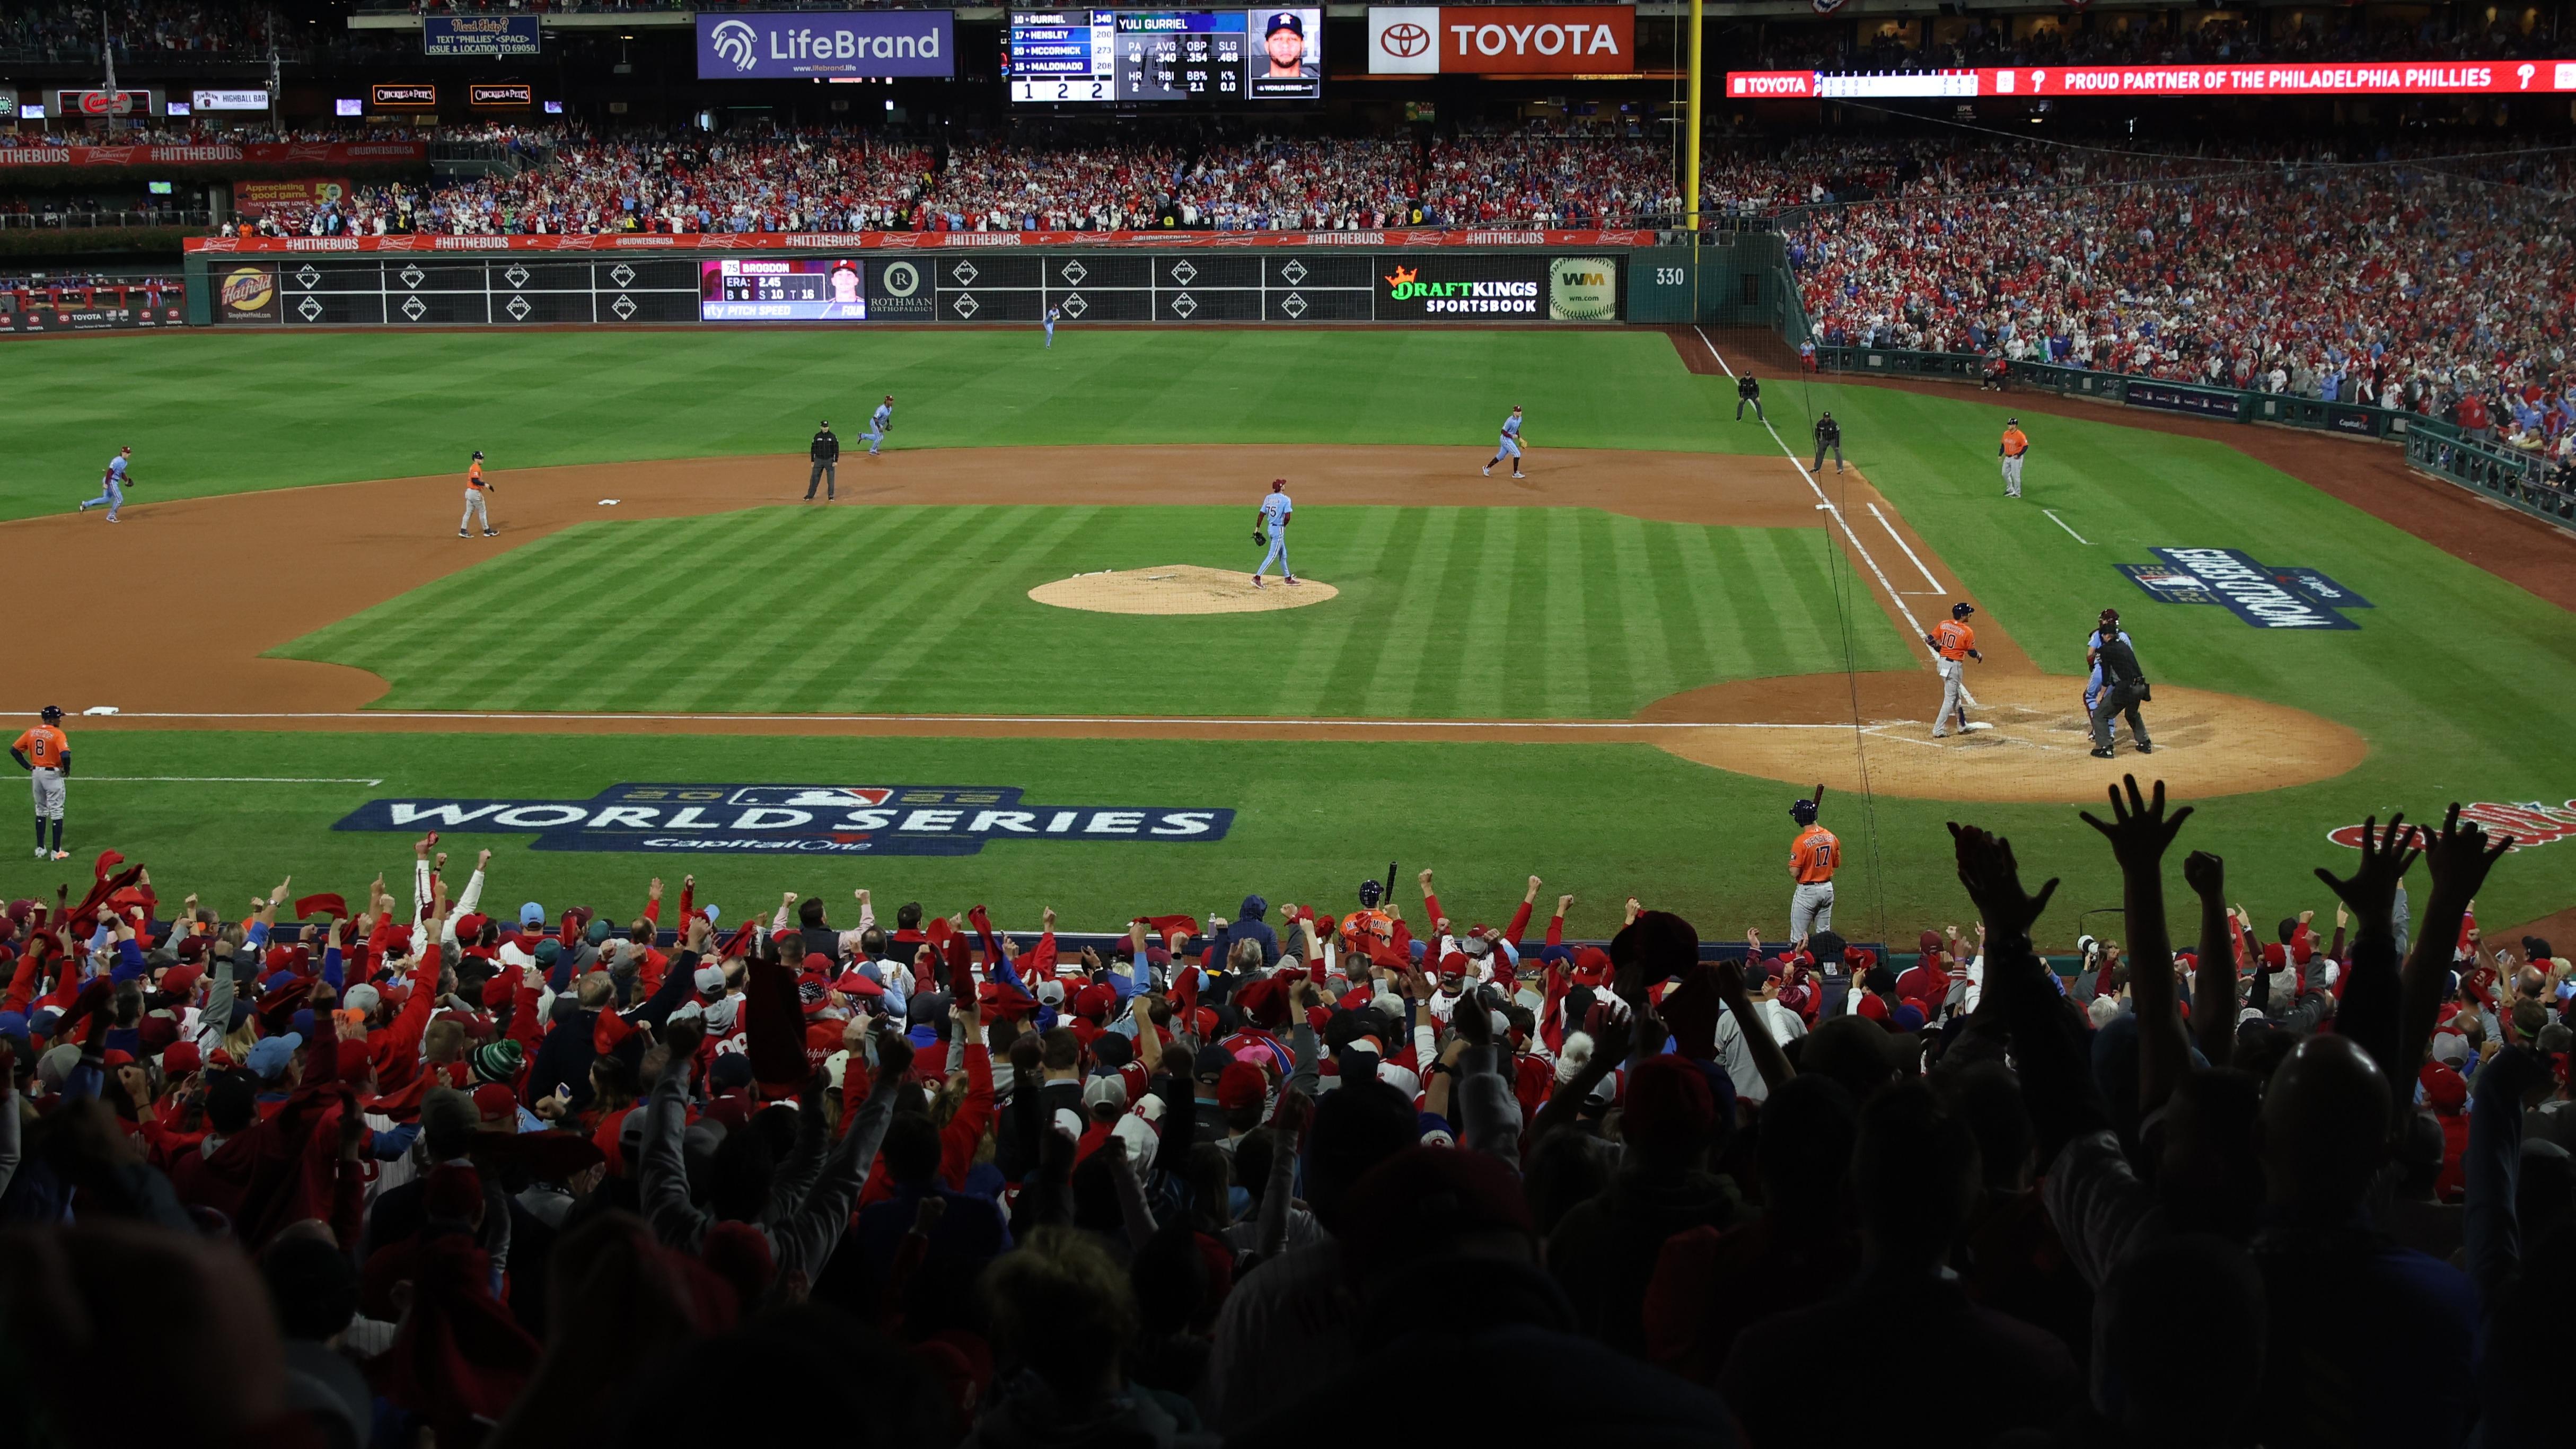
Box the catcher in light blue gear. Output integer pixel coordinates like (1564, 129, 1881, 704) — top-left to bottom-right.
(2083, 608, 2133, 714)
(1251, 478, 1297, 589)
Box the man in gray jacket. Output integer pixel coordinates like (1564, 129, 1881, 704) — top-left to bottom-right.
(639, 1017, 909, 1295)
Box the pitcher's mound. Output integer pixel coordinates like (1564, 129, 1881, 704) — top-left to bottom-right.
(1029, 565, 1338, 616)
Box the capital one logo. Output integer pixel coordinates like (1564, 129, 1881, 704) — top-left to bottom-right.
(710, 19, 759, 72)
(1379, 22, 1428, 57)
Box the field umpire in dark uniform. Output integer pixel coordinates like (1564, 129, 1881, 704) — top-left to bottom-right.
(2088, 632, 2153, 758)
(1736, 372, 1765, 423)
(1812, 411, 1843, 474)
(805, 420, 840, 502)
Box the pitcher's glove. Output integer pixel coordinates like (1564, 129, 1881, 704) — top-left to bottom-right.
(1251, 529, 1267, 547)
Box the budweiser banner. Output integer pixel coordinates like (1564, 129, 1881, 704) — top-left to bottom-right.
(233, 178, 353, 217)
(0, 142, 428, 170)
(186, 229, 1660, 255)
(1368, 6, 1634, 75)
(1729, 61, 2576, 100)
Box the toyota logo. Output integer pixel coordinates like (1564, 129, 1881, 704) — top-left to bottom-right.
(1379, 22, 1429, 57)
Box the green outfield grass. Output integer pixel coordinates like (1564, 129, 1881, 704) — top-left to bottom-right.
(1, 727, 2564, 949)
(8, 330, 2573, 942)
(6, 328, 1761, 523)
(275, 504, 1911, 718)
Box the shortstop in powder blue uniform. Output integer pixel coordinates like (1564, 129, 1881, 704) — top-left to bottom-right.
(78, 449, 131, 521)
(864, 397, 893, 456)
(1254, 483, 1295, 585)
(1484, 408, 1525, 478)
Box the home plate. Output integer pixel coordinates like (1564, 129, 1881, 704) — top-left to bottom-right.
(1963, 722, 1995, 732)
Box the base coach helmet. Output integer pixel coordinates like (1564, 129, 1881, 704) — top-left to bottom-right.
(40, 705, 63, 723)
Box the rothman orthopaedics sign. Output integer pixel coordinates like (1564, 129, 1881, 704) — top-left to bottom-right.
(1368, 6, 1633, 75)
(1727, 60, 2576, 99)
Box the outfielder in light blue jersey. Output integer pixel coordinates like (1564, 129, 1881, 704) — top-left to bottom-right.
(1483, 406, 1525, 478)
(1044, 308, 1059, 348)
(77, 446, 132, 522)
(1252, 478, 1297, 588)
(864, 395, 894, 457)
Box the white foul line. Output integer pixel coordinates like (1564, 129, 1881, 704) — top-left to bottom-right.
(2041, 508, 2094, 545)
(1866, 503, 1944, 591)
(1694, 327, 1934, 660)
(23, 709, 1856, 732)
(78, 775, 386, 785)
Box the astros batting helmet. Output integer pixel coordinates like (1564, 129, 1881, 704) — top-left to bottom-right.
(1951, 602, 1976, 620)
(1357, 879, 1384, 908)
(40, 705, 62, 723)
(1790, 798, 1819, 825)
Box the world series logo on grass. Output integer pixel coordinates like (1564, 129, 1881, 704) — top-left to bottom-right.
(2116, 548, 2372, 629)
(334, 783, 1234, 856)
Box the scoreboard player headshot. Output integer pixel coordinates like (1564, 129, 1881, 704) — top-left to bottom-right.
(1259, 11, 1319, 79)
(828, 261, 863, 303)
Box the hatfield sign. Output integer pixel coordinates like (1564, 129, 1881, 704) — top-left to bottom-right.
(333, 783, 1232, 856)
(696, 10, 954, 79)
(1369, 6, 1633, 75)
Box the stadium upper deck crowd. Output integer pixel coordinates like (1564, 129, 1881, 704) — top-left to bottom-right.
(1781, 136, 2576, 453)
(4, 789, 2572, 1448)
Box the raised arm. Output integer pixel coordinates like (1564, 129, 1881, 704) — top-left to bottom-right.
(2079, 776, 2194, 1118)
(2402, 806, 2515, 1121)
(2183, 851, 2235, 1068)
(2312, 814, 2420, 1106)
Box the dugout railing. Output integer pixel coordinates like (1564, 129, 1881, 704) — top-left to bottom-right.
(1803, 343, 2576, 534)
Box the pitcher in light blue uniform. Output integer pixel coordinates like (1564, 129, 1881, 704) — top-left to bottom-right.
(1483, 406, 1525, 478)
(78, 446, 133, 522)
(1252, 478, 1297, 588)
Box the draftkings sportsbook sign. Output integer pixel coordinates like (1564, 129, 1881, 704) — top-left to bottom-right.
(333, 783, 1234, 856)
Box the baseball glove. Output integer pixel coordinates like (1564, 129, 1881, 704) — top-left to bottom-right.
(1251, 529, 1267, 547)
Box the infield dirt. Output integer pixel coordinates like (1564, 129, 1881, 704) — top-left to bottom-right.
(13, 442, 2358, 803)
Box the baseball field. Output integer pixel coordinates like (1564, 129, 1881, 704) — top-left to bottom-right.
(9, 326, 2574, 950)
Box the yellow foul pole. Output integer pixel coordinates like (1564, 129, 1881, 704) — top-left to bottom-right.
(1685, 0, 1703, 236)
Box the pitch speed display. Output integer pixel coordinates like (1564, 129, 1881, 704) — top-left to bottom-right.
(1008, 10, 1322, 104)
(699, 258, 868, 320)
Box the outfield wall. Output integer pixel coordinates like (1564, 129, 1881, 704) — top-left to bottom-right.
(171, 232, 1787, 330)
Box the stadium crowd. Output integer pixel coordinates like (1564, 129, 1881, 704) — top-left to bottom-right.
(0, 1, 288, 59)
(1783, 136, 2576, 443)
(1749, 9, 2569, 74)
(2, 789, 2569, 1447)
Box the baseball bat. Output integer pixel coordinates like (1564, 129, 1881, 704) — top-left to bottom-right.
(1811, 784, 1826, 812)
(1382, 861, 1398, 910)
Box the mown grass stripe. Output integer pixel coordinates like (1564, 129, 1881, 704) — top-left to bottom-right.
(1277, 506, 1404, 716)
(838, 506, 1106, 713)
(1451, 506, 1522, 719)
(1606, 514, 1674, 703)
(1540, 507, 1594, 716)
(1359, 506, 1462, 717)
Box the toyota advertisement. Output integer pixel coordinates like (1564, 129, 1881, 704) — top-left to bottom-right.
(1368, 6, 1633, 75)
(1727, 60, 2576, 100)
(696, 10, 956, 78)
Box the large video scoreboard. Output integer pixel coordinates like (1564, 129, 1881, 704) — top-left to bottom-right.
(1007, 9, 1323, 104)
